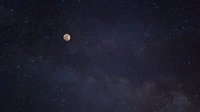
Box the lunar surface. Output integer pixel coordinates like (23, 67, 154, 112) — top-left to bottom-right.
(63, 34, 71, 41)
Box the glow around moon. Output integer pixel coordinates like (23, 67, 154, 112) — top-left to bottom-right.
(63, 34, 71, 41)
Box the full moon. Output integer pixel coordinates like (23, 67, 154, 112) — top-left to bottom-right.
(63, 34, 71, 41)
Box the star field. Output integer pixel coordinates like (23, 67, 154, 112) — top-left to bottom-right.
(1, 0, 200, 112)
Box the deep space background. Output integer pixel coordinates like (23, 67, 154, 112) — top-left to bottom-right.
(1, 0, 200, 112)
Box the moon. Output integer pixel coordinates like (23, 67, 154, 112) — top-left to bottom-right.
(63, 34, 71, 41)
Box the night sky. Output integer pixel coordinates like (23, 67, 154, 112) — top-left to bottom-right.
(1, 0, 200, 112)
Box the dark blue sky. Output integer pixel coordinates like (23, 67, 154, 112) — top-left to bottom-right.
(1, 0, 200, 112)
